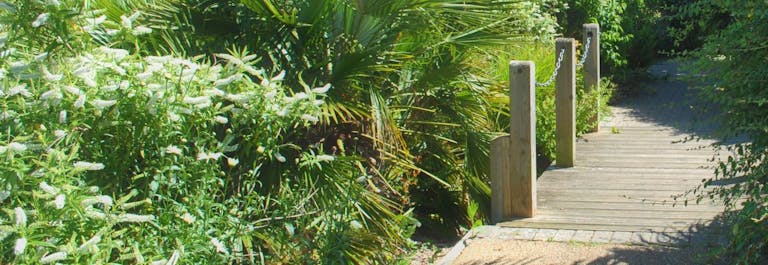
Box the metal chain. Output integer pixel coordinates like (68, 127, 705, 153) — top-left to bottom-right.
(536, 48, 565, 87)
(576, 36, 592, 68)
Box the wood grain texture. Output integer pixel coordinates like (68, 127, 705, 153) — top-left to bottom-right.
(556, 38, 576, 167)
(583, 23, 600, 132)
(491, 135, 511, 223)
(491, 61, 537, 219)
(509, 61, 537, 218)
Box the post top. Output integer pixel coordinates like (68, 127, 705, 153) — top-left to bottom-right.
(583, 23, 600, 30)
(509, 60, 534, 67)
(555, 37, 575, 44)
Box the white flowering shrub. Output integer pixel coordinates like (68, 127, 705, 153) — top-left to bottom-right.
(0, 1, 412, 263)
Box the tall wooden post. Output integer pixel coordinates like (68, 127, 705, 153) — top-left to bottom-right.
(556, 38, 576, 167)
(584, 24, 601, 132)
(492, 61, 537, 223)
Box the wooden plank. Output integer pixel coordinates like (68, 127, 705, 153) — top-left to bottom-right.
(574, 158, 714, 164)
(539, 201, 724, 211)
(539, 190, 701, 198)
(555, 38, 576, 167)
(513, 215, 716, 226)
(539, 194, 709, 203)
(583, 23, 600, 132)
(576, 153, 716, 159)
(574, 148, 719, 155)
(576, 139, 715, 145)
(580, 133, 707, 139)
(499, 221, 698, 232)
(539, 176, 710, 183)
(539, 180, 706, 187)
(541, 184, 706, 192)
(571, 162, 715, 169)
(544, 166, 713, 173)
(540, 171, 711, 177)
(575, 144, 716, 150)
(538, 196, 719, 204)
(540, 171, 712, 179)
(535, 210, 719, 220)
(601, 126, 696, 131)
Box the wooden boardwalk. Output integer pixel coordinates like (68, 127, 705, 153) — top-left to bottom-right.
(498, 105, 727, 233)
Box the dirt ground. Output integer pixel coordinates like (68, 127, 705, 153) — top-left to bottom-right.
(448, 239, 719, 265)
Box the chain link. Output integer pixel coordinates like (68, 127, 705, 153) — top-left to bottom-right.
(576, 36, 592, 68)
(535, 48, 565, 87)
(534, 35, 592, 87)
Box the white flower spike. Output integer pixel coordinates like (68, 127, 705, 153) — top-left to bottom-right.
(312, 84, 331, 94)
(54, 194, 66, 209)
(210, 237, 229, 255)
(14, 207, 26, 227)
(80, 195, 113, 208)
(78, 234, 101, 253)
(74, 161, 105, 171)
(74, 95, 86, 109)
(32, 13, 50, 27)
(59, 110, 67, 124)
(301, 114, 319, 123)
(13, 237, 26, 256)
(117, 213, 155, 223)
(317, 155, 335, 162)
(91, 99, 117, 110)
(40, 181, 60, 195)
(165, 145, 182, 155)
(8, 142, 27, 152)
(180, 212, 196, 224)
(40, 251, 67, 264)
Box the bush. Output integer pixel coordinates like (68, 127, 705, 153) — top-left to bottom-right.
(682, 1, 768, 263)
(553, 0, 673, 74)
(0, 0, 575, 262)
(0, 2, 414, 263)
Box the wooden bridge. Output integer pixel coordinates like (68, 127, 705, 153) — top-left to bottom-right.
(498, 112, 725, 233)
(490, 24, 727, 236)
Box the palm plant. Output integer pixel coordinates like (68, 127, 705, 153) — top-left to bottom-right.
(116, 0, 554, 236)
(28, 0, 561, 259)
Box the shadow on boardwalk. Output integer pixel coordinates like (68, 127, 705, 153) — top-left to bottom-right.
(609, 60, 744, 146)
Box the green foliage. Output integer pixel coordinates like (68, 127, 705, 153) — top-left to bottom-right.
(0, 0, 573, 263)
(683, 1, 768, 263)
(488, 43, 612, 160)
(554, 0, 631, 70)
(662, 0, 730, 53)
(554, 0, 672, 73)
(0, 1, 418, 263)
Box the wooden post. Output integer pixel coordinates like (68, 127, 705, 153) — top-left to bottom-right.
(555, 38, 576, 167)
(490, 135, 510, 223)
(584, 23, 600, 132)
(491, 61, 537, 222)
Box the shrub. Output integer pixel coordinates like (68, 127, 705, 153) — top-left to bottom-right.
(0, 2, 413, 263)
(682, 1, 768, 263)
